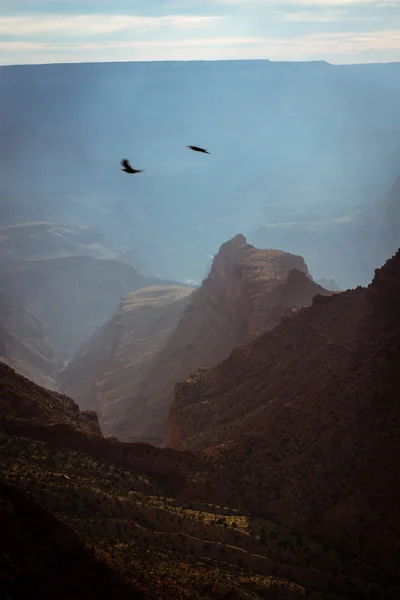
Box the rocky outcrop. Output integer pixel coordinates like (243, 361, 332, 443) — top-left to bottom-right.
(0, 362, 102, 437)
(170, 248, 400, 580)
(60, 235, 331, 445)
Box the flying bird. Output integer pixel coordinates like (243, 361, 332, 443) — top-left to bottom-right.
(186, 145, 210, 155)
(121, 158, 144, 174)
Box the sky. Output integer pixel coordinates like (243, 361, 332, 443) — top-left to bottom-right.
(0, 0, 399, 65)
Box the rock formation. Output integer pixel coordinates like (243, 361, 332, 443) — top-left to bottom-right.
(0, 362, 101, 437)
(57, 285, 194, 431)
(170, 248, 400, 582)
(60, 235, 331, 444)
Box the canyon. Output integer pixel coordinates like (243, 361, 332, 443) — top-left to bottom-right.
(1, 56, 400, 600)
(1, 243, 399, 598)
(0, 222, 181, 389)
(59, 234, 332, 444)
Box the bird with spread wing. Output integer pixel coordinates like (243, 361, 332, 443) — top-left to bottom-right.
(121, 159, 144, 174)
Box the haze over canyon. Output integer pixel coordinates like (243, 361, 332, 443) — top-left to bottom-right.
(0, 58, 399, 600)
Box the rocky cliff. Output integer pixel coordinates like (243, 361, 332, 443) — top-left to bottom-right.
(57, 285, 194, 426)
(170, 248, 400, 581)
(0, 362, 101, 437)
(60, 235, 331, 445)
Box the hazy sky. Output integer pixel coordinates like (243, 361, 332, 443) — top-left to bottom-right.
(0, 0, 399, 65)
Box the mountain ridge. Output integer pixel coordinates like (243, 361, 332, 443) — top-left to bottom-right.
(169, 247, 400, 583)
(60, 235, 331, 444)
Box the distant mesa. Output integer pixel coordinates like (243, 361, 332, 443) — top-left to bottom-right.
(0, 222, 145, 268)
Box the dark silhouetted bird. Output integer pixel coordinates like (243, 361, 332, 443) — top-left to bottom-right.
(121, 159, 144, 174)
(186, 145, 210, 155)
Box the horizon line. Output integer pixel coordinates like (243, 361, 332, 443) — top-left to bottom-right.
(1, 57, 400, 68)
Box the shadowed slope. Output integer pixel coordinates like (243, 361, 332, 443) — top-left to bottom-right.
(171, 249, 400, 587)
(0, 362, 101, 436)
(0, 480, 144, 600)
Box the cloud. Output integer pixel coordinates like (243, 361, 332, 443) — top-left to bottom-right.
(277, 8, 356, 21)
(0, 13, 222, 37)
(263, 214, 355, 229)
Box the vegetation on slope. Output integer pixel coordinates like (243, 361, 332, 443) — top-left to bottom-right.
(0, 433, 349, 600)
(170, 250, 400, 598)
(0, 478, 143, 600)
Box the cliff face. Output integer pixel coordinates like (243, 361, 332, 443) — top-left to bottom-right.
(60, 235, 331, 445)
(57, 285, 194, 429)
(185, 234, 321, 341)
(170, 248, 400, 579)
(170, 283, 364, 450)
